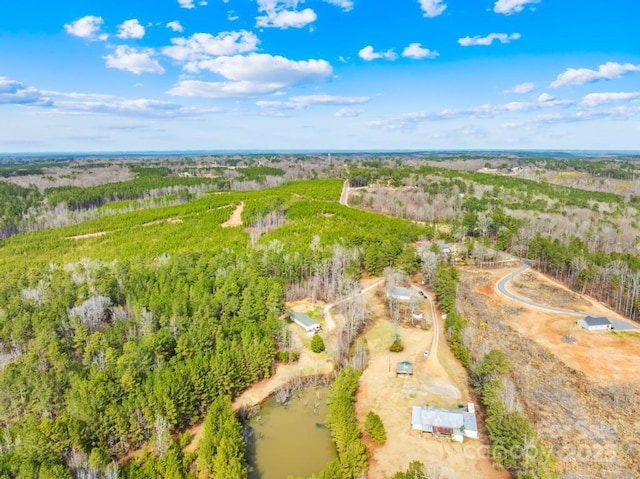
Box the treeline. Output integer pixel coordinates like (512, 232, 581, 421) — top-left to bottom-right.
(434, 265, 470, 366)
(236, 166, 285, 183)
(475, 350, 558, 479)
(45, 167, 225, 211)
(0, 182, 42, 238)
(349, 163, 625, 209)
(526, 234, 640, 321)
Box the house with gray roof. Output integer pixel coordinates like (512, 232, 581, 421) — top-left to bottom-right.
(388, 286, 416, 302)
(578, 316, 612, 331)
(411, 404, 478, 443)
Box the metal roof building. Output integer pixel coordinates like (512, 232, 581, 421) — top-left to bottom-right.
(388, 286, 416, 302)
(411, 405, 478, 443)
(290, 312, 321, 334)
(396, 361, 413, 376)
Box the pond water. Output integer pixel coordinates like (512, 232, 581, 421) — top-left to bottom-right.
(246, 387, 337, 479)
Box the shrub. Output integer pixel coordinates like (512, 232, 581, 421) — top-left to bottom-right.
(389, 337, 404, 352)
(364, 411, 386, 444)
(276, 350, 300, 363)
(311, 334, 326, 353)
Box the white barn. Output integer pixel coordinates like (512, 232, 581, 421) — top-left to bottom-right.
(411, 404, 478, 443)
(578, 316, 612, 331)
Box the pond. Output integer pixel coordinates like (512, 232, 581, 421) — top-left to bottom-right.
(246, 387, 337, 479)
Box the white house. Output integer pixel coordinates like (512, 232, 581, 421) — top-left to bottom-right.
(290, 312, 321, 335)
(578, 316, 612, 331)
(411, 404, 478, 443)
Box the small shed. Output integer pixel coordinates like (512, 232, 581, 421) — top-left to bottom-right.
(396, 361, 413, 376)
(578, 316, 612, 331)
(290, 312, 321, 335)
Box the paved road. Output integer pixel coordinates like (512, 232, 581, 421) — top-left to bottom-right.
(339, 180, 349, 206)
(496, 260, 639, 330)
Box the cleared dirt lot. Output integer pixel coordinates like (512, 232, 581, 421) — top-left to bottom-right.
(459, 267, 640, 479)
(481, 267, 640, 386)
(355, 288, 508, 479)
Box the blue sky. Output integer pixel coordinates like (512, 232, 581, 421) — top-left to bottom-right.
(1, 0, 639, 152)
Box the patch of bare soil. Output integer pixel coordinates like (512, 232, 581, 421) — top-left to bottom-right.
(356, 290, 508, 479)
(484, 268, 639, 385)
(66, 231, 107, 240)
(221, 202, 244, 228)
(460, 268, 640, 479)
(511, 271, 591, 308)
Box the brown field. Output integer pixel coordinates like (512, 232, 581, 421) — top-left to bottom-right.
(459, 267, 640, 478)
(355, 287, 508, 479)
(483, 267, 640, 386)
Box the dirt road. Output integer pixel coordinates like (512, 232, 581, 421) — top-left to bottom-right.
(221, 201, 244, 227)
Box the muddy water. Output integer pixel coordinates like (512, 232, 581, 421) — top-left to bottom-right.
(247, 387, 337, 479)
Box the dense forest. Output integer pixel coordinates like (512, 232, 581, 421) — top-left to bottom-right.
(0, 169, 425, 477)
(1, 153, 639, 478)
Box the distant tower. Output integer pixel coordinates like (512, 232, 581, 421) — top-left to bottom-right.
(328, 153, 332, 163)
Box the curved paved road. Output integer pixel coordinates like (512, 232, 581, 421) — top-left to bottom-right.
(496, 260, 639, 330)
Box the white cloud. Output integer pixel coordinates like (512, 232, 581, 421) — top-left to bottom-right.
(166, 21, 184, 33)
(163, 30, 259, 62)
(358, 45, 397, 61)
(178, 0, 195, 9)
(493, 0, 539, 15)
(55, 98, 212, 117)
(228, 11, 240, 21)
(504, 82, 535, 94)
(402, 43, 439, 60)
(256, 0, 317, 29)
(336, 108, 364, 117)
(256, 94, 369, 109)
(322, 0, 354, 11)
(550, 62, 640, 88)
(168, 80, 283, 98)
(116, 19, 145, 39)
(0, 77, 51, 106)
(458, 32, 521, 46)
(64, 16, 108, 41)
(582, 92, 640, 107)
(170, 53, 332, 98)
(104, 46, 165, 75)
(187, 53, 332, 83)
(370, 96, 575, 129)
(0, 76, 207, 118)
(418, 0, 447, 17)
